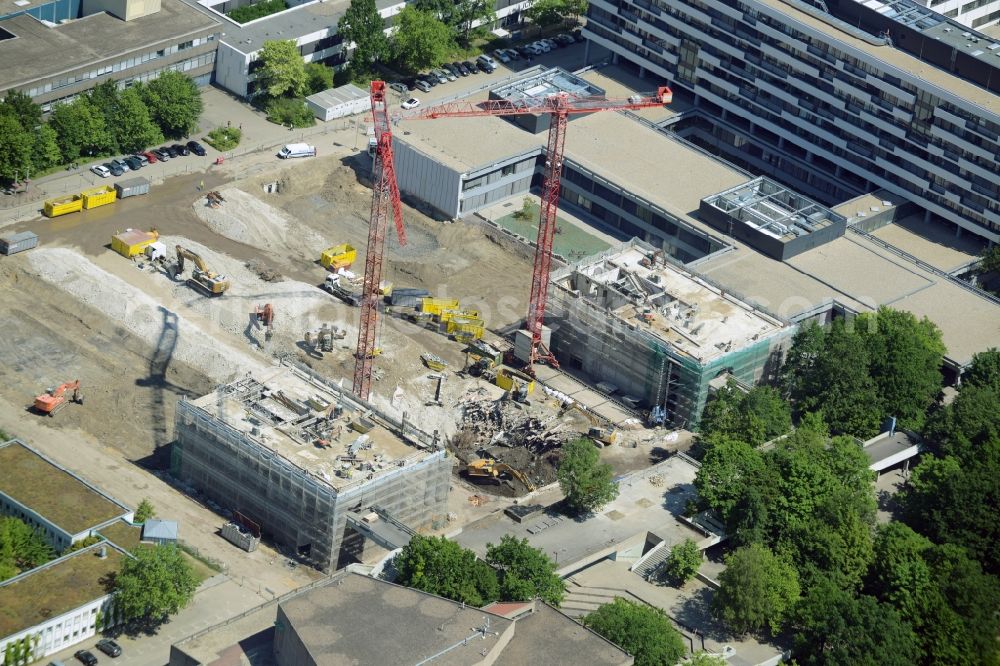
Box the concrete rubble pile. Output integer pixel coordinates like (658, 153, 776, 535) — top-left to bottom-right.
(458, 396, 569, 454)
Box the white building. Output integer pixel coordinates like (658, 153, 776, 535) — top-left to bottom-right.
(911, 0, 1000, 29)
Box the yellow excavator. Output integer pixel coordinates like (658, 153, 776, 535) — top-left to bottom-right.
(465, 458, 536, 492)
(175, 245, 230, 296)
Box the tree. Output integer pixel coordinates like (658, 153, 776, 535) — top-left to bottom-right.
(227, 0, 286, 22)
(0, 115, 33, 182)
(856, 307, 945, 431)
(143, 71, 203, 137)
(111, 88, 162, 153)
(980, 244, 1000, 274)
(557, 438, 619, 515)
(134, 498, 156, 523)
(791, 576, 920, 666)
(866, 523, 934, 620)
(0, 516, 54, 577)
(415, 0, 495, 44)
(265, 97, 315, 128)
(525, 0, 585, 26)
(256, 40, 307, 99)
(583, 598, 686, 666)
(0, 90, 41, 132)
(391, 7, 454, 73)
(698, 381, 791, 447)
(962, 347, 1000, 391)
(714, 544, 800, 635)
(114, 545, 198, 624)
(304, 62, 333, 95)
(662, 538, 702, 586)
(338, 0, 390, 76)
(921, 383, 1000, 460)
(32, 125, 63, 173)
(688, 653, 728, 666)
(694, 435, 765, 524)
(48, 97, 114, 161)
(485, 535, 565, 605)
(394, 535, 499, 606)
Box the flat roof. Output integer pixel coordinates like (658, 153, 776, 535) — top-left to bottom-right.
(0, 441, 128, 535)
(0, 0, 220, 90)
(494, 602, 632, 666)
(306, 83, 367, 109)
(0, 544, 123, 639)
(759, 0, 999, 114)
(281, 573, 515, 665)
(704, 177, 845, 242)
(556, 243, 791, 363)
(96, 519, 142, 551)
(864, 430, 919, 464)
(190, 367, 438, 492)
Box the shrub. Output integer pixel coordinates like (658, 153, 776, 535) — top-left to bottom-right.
(204, 127, 242, 151)
(264, 97, 315, 128)
(228, 0, 287, 23)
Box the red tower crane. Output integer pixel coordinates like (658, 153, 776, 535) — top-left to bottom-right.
(352, 81, 672, 399)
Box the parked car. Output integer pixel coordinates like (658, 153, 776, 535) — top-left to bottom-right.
(531, 40, 551, 53)
(430, 68, 451, 83)
(451, 61, 469, 76)
(389, 81, 409, 95)
(462, 60, 478, 74)
(492, 49, 511, 63)
(555, 33, 575, 45)
(95, 639, 122, 658)
(111, 158, 132, 172)
(73, 651, 98, 666)
(444, 62, 462, 78)
(541, 38, 560, 50)
(123, 156, 143, 171)
(420, 73, 439, 87)
(141, 150, 158, 163)
(171, 143, 190, 156)
(572, 29, 585, 42)
(401, 97, 421, 110)
(502, 48, 520, 60)
(477, 54, 497, 72)
(186, 140, 207, 156)
(161, 145, 179, 158)
(414, 78, 432, 92)
(90, 164, 111, 178)
(104, 162, 124, 177)
(133, 153, 149, 166)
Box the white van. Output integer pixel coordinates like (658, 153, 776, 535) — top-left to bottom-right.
(278, 143, 317, 159)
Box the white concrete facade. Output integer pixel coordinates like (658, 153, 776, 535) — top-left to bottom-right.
(912, 0, 1000, 29)
(0, 595, 116, 661)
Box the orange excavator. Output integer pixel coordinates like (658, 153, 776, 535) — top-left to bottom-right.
(254, 304, 274, 341)
(34, 380, 83, 416)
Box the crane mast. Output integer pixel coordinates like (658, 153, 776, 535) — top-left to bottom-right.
(353, 81, 406, 400)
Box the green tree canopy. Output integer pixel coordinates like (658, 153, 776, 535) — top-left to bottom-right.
(980, 245, 1000, 274)
(714, 543, 800, 635)
(391, 7, 454, 73)
(394, 535, 499, 606)
(557, 438, 619, 515)
(0, 516, 54, 580)
(256, 40, 307, 99)
(525, 0, 587, 26)
(415, 0, 495, 44)
(134, 498, 156, 524)
(338, 0, 390, 76)
(304, 62, 334, 95)
(47, 97, 114, 161)
(114, 545, 197, 624)
(111, 88, 163, 153)
(791, 576, 920, 666)
(32, 125, 63, 173)
(0, 114, 34, 182)
(694, 435, 765, 525)
(485, 535, 564, 606)
(0, 90, 42, 132)
(583, 598, 686, 666)
(698, 381, 791, 447)
(662, 538, 702, 586)
(143, 71, 203, 137)
(921, 383, 1000, 460)
(961, 347, 1000, 391)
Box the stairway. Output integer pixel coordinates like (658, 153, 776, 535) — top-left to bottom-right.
(561, 582, 627, 619)
(631, 542, 671, 580)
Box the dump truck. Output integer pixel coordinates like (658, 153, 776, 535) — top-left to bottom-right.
(465, 459, 535, 491)
(174, 245, 230, 296)
(323, 274, 362, 306)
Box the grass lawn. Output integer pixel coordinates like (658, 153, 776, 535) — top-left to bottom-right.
(180, 551, 218, 584)
(494, 200, 610, 261)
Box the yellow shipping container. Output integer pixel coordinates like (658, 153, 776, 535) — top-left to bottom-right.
(43, 194, 83, 218)
(111, 229, 159, 258)
(447, 317, 485, 340)
(80, 185, 117, 209)
(439, 308, 480, 323)
(321, 244, 357, 270)
(420, 298, 461, 316)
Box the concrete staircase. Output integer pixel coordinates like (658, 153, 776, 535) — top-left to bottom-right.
(561, 582, 627, 619)
(631, 542, 671, 580)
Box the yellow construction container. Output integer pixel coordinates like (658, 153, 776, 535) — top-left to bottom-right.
(421, 298, 461, 316)
(496, 368, 535, 394)
(80, 185, 117, 209)
(321, 244, 357, 270)
(447, 317, 485, 340)
(43, 194, 83, 218)
(439, 308, 480, 323)
(111, 229, 159, 258)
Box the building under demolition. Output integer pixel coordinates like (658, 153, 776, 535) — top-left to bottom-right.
(171, 364, 450, 572)
(547, 240, 796, 427)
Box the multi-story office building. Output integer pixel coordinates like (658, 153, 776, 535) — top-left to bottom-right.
(0, 0, 221, 110)
(911, 0, 1000, 30)
(583, 0, 1000, 243)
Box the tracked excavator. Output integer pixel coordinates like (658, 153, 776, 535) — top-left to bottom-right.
(254, 304, 274, 341)
(174, 245, 230, 296)
(34, 380, 83, 416)
(465, 459, 536, 492)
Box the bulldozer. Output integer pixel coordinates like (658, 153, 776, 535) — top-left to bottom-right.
(174, 245, 230, 296)
(34, 380, 83, 416)
(465, 458, 535, 492)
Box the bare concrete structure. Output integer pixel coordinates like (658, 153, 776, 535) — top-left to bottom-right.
(547, 240, 795, 427)
(171, 364, 450, 572)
